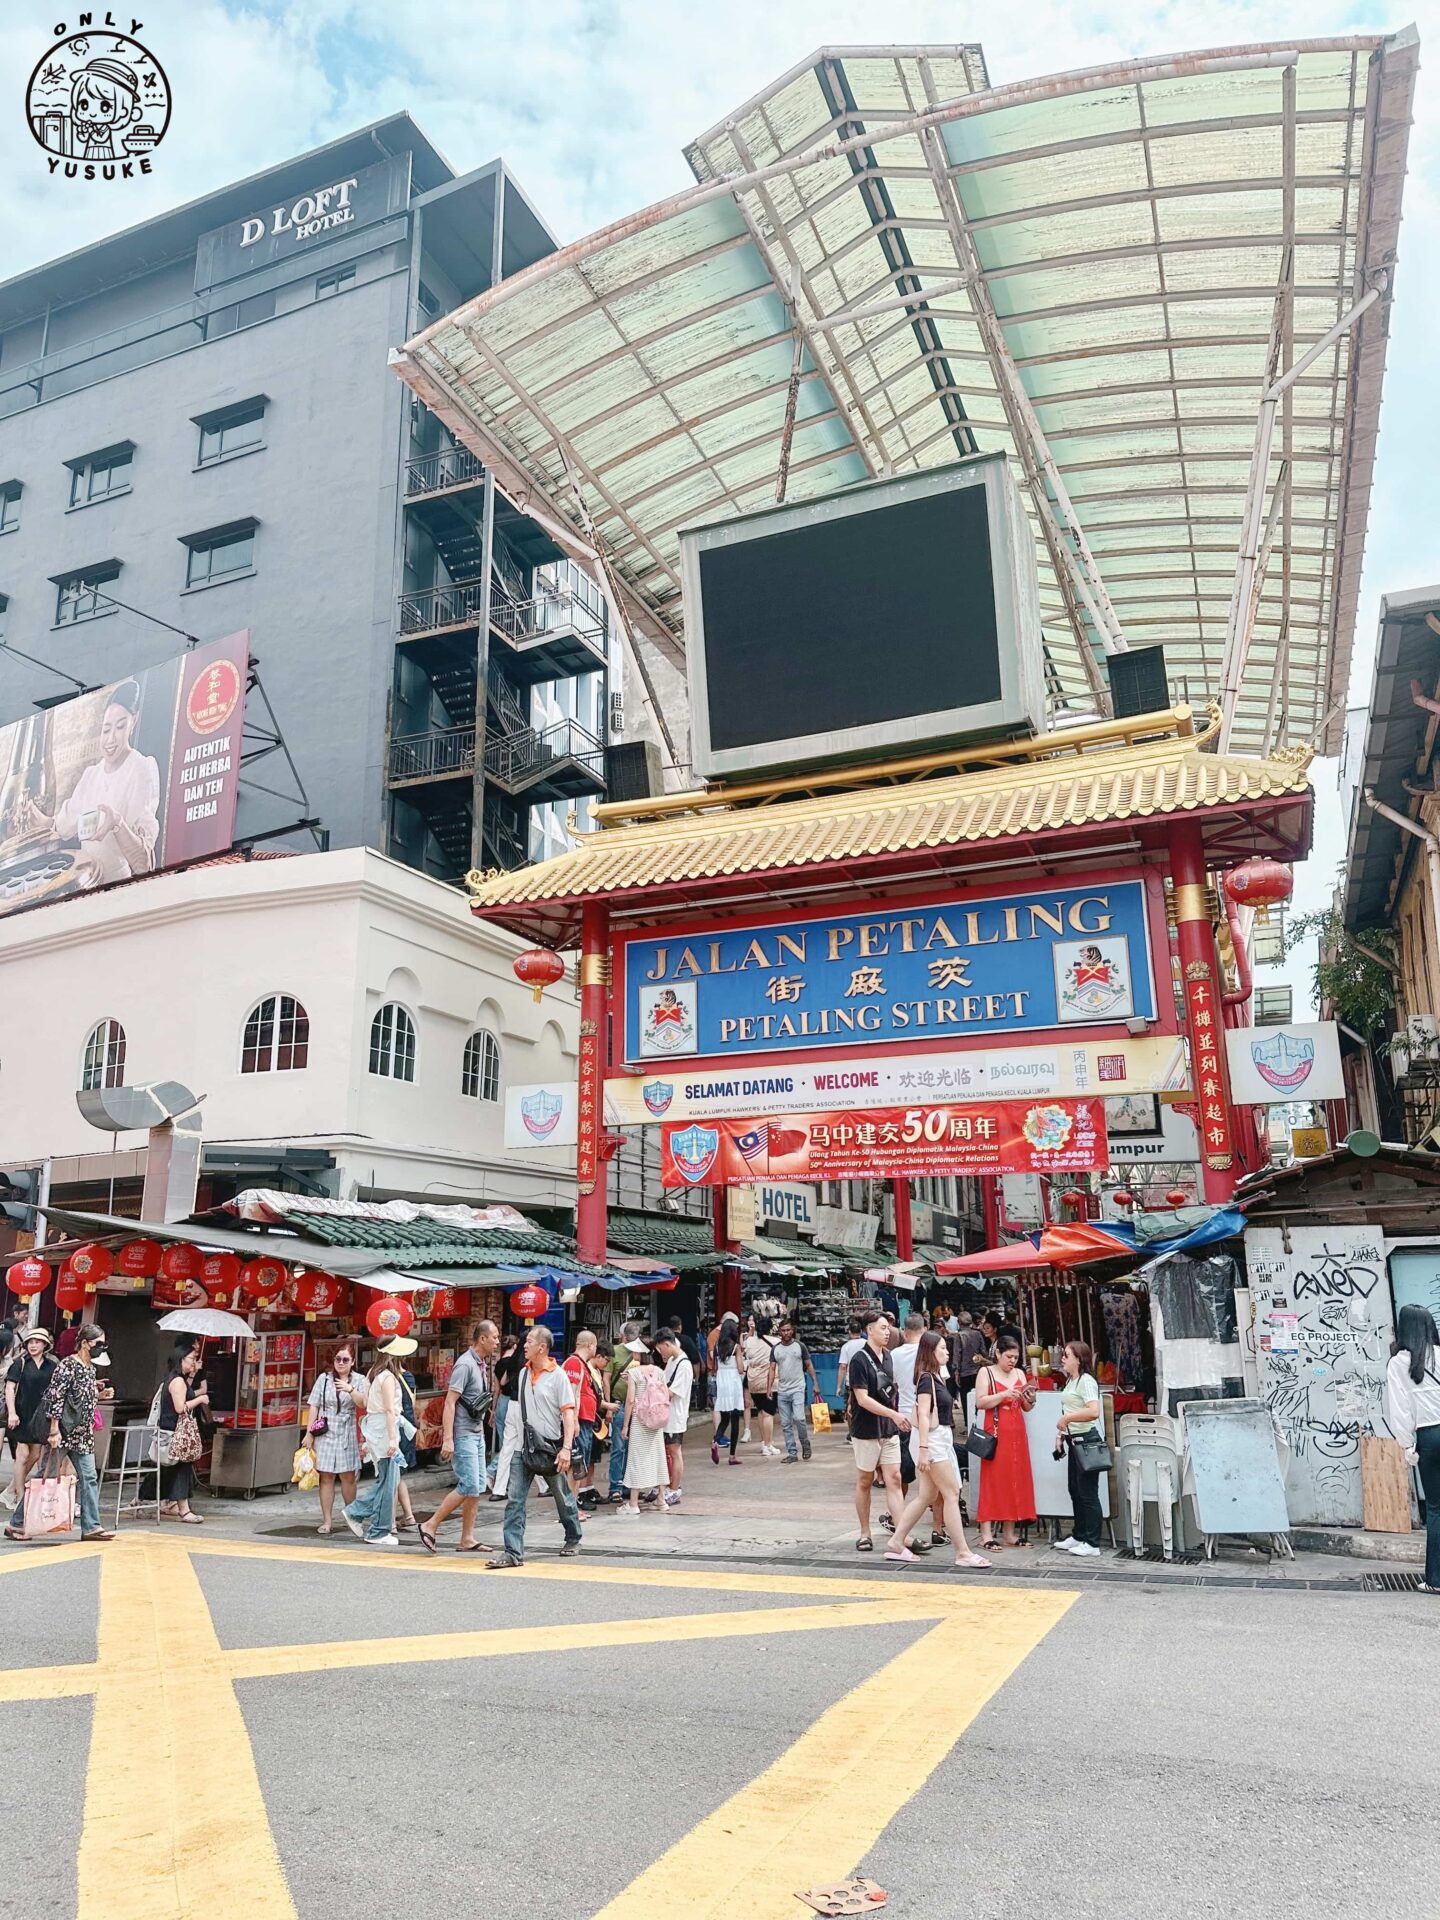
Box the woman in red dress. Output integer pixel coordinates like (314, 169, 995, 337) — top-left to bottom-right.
(975, 1331, 1037, 1549)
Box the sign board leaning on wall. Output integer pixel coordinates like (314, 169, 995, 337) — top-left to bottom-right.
(1225, 1023, 1344, 1104)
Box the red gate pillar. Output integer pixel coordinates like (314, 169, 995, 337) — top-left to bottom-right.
(575, 902, 611, 1265)
(980, 1175, 1001, 1249)
(1170, 821, 1240, 1204)
(893, 1179, 914, 1262)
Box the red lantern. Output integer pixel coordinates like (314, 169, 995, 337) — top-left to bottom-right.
(55, 1263, 95, 1314)
(116, 1239, 162, 1279)
(365, 1295, 415, 1339)
(67, 1243, 113, 1286)
(509, 1284, 548, 1321)
(199, 1253, 243, 1307)
(513, 947, 566, 1004)
(1109, 1190, 1134, 1211)
(158, 1243, 201, 1284)
(6, 1255, 51, 1298)
(292, 1271, 348, 1320)
(1059, 1188, 1086, 1213)
(1165, 1188, 1190, 1208)
(1222, 857, 1293, 924)
(240, 1256, 288, 1302)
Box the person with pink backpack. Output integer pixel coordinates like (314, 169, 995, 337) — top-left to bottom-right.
(620, 1338, 671, 1516)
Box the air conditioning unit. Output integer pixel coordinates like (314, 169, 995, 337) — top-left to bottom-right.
(1407, 1013, 1440, 1063)
(1389, 1031, 1413, 1081)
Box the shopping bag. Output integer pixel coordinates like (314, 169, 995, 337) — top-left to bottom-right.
(23, 1448, 77, 1536)
(808, 1400, 832, 1434)
(291, 1446, 319, 1492)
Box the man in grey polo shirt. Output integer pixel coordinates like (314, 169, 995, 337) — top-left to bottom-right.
(488, 1325, 582, 1568)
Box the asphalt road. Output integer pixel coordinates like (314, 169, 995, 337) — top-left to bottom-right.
(1, 1518, 1434, 1920)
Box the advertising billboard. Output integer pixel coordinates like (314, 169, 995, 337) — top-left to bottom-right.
(679, 453, 1046, 778)
(618, 876, 1160, 1065)
(0, 632, 248, 916)
(661, 1098, 1108, 1186)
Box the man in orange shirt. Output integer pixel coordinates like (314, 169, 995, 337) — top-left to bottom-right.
(488, 1325, 581, 1568)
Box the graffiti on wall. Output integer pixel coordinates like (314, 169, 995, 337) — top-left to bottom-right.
(1243, 1226, 1392, 1528)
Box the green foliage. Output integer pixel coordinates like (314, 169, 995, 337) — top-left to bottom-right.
(1284, 907, 1396, 1039)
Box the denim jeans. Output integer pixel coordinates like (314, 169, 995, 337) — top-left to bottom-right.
(67, 1449, 101, 1536)
(452, 1426, 487, 1500)
(777, 1388, 809, 1460)
(346, 1452, 401, 1540)
(608, 1411, 630, 1495)
(502, 1458, 581, 1562)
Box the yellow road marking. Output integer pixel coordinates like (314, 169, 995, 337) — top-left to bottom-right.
(77, 1537, 298, 1920)
(224, 1600, 918, 1682)
(8, 1531, 1076, 1920)
(596, 1598, 1074, 1920)
(0, 1541, 101, 1575)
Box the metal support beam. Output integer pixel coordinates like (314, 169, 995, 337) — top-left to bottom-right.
(1218, 278, 1383, 749)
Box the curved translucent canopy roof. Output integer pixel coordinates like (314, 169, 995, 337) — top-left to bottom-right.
(393, 36, 1417, 756)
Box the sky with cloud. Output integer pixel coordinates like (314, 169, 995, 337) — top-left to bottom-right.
(3, 2, 1435, 1014)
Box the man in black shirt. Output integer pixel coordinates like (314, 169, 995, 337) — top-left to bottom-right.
(846, 1310, 912, 1551)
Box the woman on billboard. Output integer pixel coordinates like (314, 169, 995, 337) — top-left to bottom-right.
(23, 678, 159, 882)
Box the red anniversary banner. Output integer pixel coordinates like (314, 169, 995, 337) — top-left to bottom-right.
(661, 1098, 1107, 1187)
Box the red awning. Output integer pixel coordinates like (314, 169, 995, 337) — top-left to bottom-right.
(935, 1242, 1052, 1274)
(937, 1223, 1132, 1275)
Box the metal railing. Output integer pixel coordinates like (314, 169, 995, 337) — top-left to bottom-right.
(492, 589, 606, 655)
(397, 579, 486, 635)
(387, 725, 476, 784)
(484, 717, 604, 788)
(483, 795, 530, 870)
(403, 445, 485, 498)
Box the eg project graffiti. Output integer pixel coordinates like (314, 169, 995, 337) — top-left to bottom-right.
(26, 18, 172, 180)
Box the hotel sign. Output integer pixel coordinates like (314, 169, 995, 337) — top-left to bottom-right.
(617, 878, 1159, 1064)
(195, 153, 410, 289)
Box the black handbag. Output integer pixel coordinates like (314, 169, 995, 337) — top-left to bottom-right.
(966, 1421, 997, 1461)
(1071, 1428, 1111, 1473)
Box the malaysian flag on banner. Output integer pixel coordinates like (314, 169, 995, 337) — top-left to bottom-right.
(735, 1124, 770, 1165)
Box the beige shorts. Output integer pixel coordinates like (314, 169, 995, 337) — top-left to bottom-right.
(851, 1434, 901, 1473)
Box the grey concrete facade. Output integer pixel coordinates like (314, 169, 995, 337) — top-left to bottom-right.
(0, 116, 585, 876)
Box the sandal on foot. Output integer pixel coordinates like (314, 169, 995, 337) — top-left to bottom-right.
(955, 1553, 991, 1570)
(884, 1546, 917, 1564)
(418, 1525, 438, 1554)
(486, 1553, 522, 1569)
(855, 1535, 874, 1552)
(316, 1524, 333, 1535)
(180, 1512, 204, 1524)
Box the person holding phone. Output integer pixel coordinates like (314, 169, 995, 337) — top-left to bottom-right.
(885, 1332, 989, 1570)
(1053, 1340, 1105, 1557)
(301, 1344, 366, 1535)
(157, 1347, 208, 1523)
(974, 1331, 1036, 1550)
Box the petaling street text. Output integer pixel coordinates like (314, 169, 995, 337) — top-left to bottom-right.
(716, 993, 1029, 1045)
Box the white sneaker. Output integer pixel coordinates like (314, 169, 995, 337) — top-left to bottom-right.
(338, 1505, 364, 1540)
(1051, 1536, 1077, 1551)
(1069, 1541, 1101, 1557)
(0, 1488, 16, 1512)
(366, 1533, 399, 1548)
(741, 1428, 751, 1443)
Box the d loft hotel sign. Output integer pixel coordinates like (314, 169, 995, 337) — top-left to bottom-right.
(617, 877, 1161, 1064)
(194, 153, 410, 290)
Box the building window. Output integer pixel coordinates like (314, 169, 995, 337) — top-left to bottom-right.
(54, 562, 120, 626)
(196, 399, 267, 467)
(316, 265, 355, 299)
(182, 521, 256, 589)
(369, 1003, 416, 1082)
(205, 291, 276, 338)
(67, 443, 133, 508)
(80, 1018, 126, 1091)
(241, 995, 310, 1074)
(0, 481, 20, 534)
(461, 1029, 501, 1102)
(1254, 985, 1295, 1027)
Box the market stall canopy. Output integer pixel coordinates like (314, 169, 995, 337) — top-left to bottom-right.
(934, 1241, 1054, 1273)
(35, 1207, 396, 1280)
(393, 36, 1416, 756)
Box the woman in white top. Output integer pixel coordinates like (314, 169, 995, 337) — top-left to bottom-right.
(619, 1345, 670, 1515)
(1385, 1305, 1440, 1595)
(340, 1353, 404, 1547)
(710, 1314, 744, 1465)
(26, 679, 160, 884)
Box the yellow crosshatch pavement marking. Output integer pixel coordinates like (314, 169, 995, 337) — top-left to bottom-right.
(10, 1535, 1076, 1920)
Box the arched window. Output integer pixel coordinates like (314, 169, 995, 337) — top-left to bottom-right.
(369, 1003, 416, 1082)
(80, 1019, 126, 1091)
(241, 995, 310, 1074)
(461, 1029, 501, 1102)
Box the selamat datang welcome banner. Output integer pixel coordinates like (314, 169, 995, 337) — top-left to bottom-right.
(0, 631, 248, 915)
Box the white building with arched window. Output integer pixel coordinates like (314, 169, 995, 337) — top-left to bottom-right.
(0, 846, 580, 1215)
